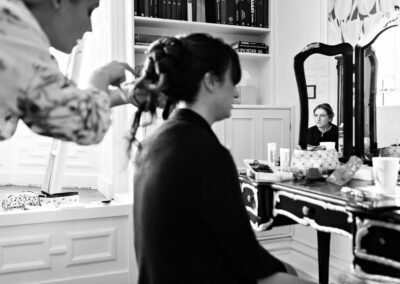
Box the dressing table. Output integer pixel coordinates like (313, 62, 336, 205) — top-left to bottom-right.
(239, 175, 400, 284)
(241, 18, 400, 284)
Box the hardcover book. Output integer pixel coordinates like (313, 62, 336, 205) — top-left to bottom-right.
(177, 0, 182, 20)
(231, 40, 267, 47)
(154, 0, 159, 17)
(256, 0, 263, 27)
(216, 0, 221, 24)
(221, 0, 226, 24)
(172, 0, 177, 19)
(138, 0, 145, 16)
(205, 0, 216, 23)
(182, 0, 187, 20)
(226, 0, 236, 25)
(239, 0, 247, 26)
(134, 0, 138, 16)
(167, 0, 172, 19)
(235, 0, 240, 24)
(250, 0, 255, 26)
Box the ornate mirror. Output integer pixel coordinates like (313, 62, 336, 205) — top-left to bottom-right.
(294, 42, 354, 162)
(355, 23, 400, 163)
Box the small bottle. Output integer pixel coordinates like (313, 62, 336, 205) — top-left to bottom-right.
(267, 143, 277, 167)
(338, 123, 344, 158)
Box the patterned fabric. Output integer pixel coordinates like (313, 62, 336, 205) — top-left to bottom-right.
(1, 191, 40, 211)
(327, 155, 363, 185)
(291, 148, 340, 175)
(0, 0, 111, 145)
(328, 0, 400, 45)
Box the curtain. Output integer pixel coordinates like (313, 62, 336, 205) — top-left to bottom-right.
(328, 0, 400, 45)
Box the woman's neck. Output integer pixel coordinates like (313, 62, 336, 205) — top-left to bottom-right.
(177, 102, 215, 125)
(318, 124, 331, 133)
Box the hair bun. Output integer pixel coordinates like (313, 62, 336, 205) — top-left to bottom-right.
(162, 38, 184, 60)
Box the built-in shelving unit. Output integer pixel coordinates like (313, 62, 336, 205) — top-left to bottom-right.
(134, 44, 271, 60)
(133, 2, 274, 105)
(134, 16, 270, 35)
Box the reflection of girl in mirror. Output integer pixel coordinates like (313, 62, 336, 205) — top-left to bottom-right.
(307, 103, 338, 149)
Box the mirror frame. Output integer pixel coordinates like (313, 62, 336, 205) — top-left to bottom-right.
(354, 24, 398, 163)
(294, 42, 354, 161)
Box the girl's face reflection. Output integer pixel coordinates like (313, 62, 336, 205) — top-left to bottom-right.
(314, 108, 331, 129)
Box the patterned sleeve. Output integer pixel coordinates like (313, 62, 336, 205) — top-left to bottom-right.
(20, 62, 112, 145)
(0, 0, 112, 145)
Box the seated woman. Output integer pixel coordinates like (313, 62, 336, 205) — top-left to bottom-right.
(307, 103, 338, 149)
(131, 33, 314, 283)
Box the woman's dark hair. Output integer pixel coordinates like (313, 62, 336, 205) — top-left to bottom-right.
(127, 33, 242, 152)
(313, 103, 334, 120)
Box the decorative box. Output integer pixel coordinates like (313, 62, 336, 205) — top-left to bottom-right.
(39, 191, 79, 207)
(291, 149, 340, 175)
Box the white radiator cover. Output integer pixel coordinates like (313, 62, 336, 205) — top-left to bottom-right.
(0, 202, 136, 284)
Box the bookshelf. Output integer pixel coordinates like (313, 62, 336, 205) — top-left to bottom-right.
(133, 10, 274, 105)
(134, 16, 270, 35)
(131, 1, 295, 169)
(135, 42, 271, 61)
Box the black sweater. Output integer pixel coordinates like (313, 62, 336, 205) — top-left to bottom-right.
(134, 109, 286, 284)
(307, 124, 339, 149)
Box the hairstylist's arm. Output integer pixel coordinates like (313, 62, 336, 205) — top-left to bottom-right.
(88, 61, 137, 107)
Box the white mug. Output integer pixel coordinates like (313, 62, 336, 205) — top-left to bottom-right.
(320, 142, 335, 150)
(372, 157, 400, 195)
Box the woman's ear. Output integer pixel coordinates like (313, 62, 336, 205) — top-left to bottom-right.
(202, 72, 217, 93)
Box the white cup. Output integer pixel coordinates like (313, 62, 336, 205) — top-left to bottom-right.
(372, 157, 400, 195)
(320, 142, 335, 150)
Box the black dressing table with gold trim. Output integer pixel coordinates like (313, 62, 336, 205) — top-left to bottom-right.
(239, 175, 400, 284)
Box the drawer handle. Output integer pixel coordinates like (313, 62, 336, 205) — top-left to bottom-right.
(302, 206, 310, 216)
(247, 195, 254, 203)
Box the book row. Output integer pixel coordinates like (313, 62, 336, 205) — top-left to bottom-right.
(134, 0, 269, 28)
(134, 35, 270, 55)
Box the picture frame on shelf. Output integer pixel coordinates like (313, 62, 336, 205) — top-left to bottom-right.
(307, 85, 316, 99)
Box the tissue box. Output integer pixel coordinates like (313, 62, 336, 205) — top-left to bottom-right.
(39, 192, 79, 207)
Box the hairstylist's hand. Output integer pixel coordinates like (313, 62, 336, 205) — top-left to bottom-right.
(88, 61, 137, 93)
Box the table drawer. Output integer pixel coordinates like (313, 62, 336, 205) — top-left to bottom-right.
(274, 191, 353, 237)
(354, 218, 400, 279)
(240, 181, 273, 231)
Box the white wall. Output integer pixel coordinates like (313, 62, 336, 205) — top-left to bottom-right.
(274, 0, 327, 143)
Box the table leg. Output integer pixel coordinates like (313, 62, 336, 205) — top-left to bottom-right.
(317, 231, 331, 284)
